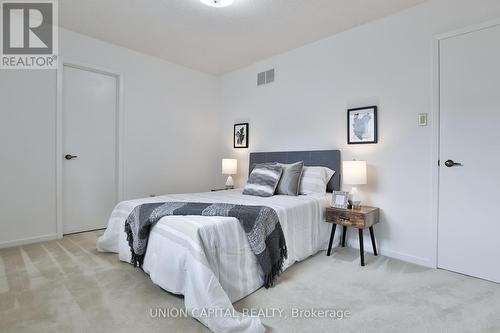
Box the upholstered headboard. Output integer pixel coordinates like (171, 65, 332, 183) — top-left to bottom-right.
(249, 150, 341, 192)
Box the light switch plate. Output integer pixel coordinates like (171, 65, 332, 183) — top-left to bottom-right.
(418, 113, 428, 126)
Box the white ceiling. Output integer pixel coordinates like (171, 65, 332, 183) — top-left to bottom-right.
(60, 0, 427, 75)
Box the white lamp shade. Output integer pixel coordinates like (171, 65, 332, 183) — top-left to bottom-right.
(343, 161, 367, 185)
(222, 159, 237, 175)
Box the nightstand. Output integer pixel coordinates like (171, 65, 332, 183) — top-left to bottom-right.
(211, 188, 229, 192)
(325, 206, 380, 266)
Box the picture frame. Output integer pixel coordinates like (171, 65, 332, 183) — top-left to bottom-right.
(234, 123, 249, 148)
(347, 106, 378, 144)
(331, 191, 349, 209)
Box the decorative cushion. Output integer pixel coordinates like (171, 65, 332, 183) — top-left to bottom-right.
(299, 166, 335, 195)
(275, 161, 304, 196)
(243, 164, 283, 197)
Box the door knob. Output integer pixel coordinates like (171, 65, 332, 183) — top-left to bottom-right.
(444, 159, 462, 168)
(65, 154, 78, 160)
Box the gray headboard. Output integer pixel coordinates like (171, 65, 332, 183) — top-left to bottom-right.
(249, 150, 341, 192)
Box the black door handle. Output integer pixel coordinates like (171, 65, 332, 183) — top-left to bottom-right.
(65, 154, 78, 160)
(444, 159, 462, 167)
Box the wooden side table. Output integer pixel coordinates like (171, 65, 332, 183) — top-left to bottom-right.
(325, 206, 380, 266)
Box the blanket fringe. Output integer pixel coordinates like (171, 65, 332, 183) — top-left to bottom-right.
(125, 221, 145, 268)
(264, 242, 288, 289)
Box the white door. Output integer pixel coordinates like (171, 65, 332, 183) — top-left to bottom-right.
(438, 24, 500, 283)
(63, 65, 118, 234)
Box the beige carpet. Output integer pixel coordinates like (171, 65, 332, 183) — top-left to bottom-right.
(1, 230, 499, 333)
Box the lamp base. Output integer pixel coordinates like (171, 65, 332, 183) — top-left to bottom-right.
(349, 186, 362, 209)
(225, 175, 234, 189)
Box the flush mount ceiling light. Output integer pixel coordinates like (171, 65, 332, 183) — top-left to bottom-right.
(200, 0, 234, 8)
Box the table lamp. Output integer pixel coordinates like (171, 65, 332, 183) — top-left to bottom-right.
(343, 160, 367, 209)
(222, 159, 237, 189)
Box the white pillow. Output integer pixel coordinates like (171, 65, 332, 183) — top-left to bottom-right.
(299, 166, 335, 195)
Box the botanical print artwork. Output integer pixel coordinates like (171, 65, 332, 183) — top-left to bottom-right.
(236, 127, 245, 144)
(234, 123, 249, 148)
(348, 106, 378, 144)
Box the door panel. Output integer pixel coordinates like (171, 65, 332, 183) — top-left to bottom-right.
(63, 65, 117, 234)
(438, 25, 500, 283)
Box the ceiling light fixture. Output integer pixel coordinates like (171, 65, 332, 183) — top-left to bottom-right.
(200, 0, 234, 8)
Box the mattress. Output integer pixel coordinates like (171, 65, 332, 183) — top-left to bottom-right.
(97, 189, 331, 333)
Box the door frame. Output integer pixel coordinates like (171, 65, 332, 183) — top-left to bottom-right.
(56, 60, 124, 238)
(432, 18, 500, 268)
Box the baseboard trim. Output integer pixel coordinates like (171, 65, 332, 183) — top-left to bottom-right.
(375, 247, 434, 268)
(338, 237, 434, 268)
(0, 234, 58, 249)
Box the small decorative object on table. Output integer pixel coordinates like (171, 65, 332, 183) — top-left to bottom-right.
(325, 206, 380, 266)
(234, 123, 249, 148)
(222, 158, 237, 189)
(331, 191, 349, 209)
(343, 160, 367, 209)
(347, 106, 378, 144)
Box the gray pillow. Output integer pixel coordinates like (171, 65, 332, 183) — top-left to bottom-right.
(243, 164, 283, 197)
(275, 161, 304, 196)
(249, 162, 276, 173)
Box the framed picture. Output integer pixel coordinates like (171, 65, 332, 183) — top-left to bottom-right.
(331, 191, 349, 209)
(347, 106, 378, 144)
(234, 123, 249, 148)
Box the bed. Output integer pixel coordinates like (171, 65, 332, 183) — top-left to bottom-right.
(97, 150, 341, 333)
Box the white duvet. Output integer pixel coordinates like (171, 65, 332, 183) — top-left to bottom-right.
(97, 189, 331, 333)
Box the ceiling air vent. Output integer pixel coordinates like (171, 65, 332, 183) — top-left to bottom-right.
(257, 69, 275, 86)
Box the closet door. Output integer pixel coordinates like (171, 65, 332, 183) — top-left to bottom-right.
(63, 65, 117, 234)
(438, 24, 500, 283)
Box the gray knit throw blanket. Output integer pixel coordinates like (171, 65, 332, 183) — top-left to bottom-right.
(124, 202, 288, 288)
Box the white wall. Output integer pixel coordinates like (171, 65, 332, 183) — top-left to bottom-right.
(0, 70, 57, 246)
(0, 29, 220, 247)
(218, 0, 500, 267)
